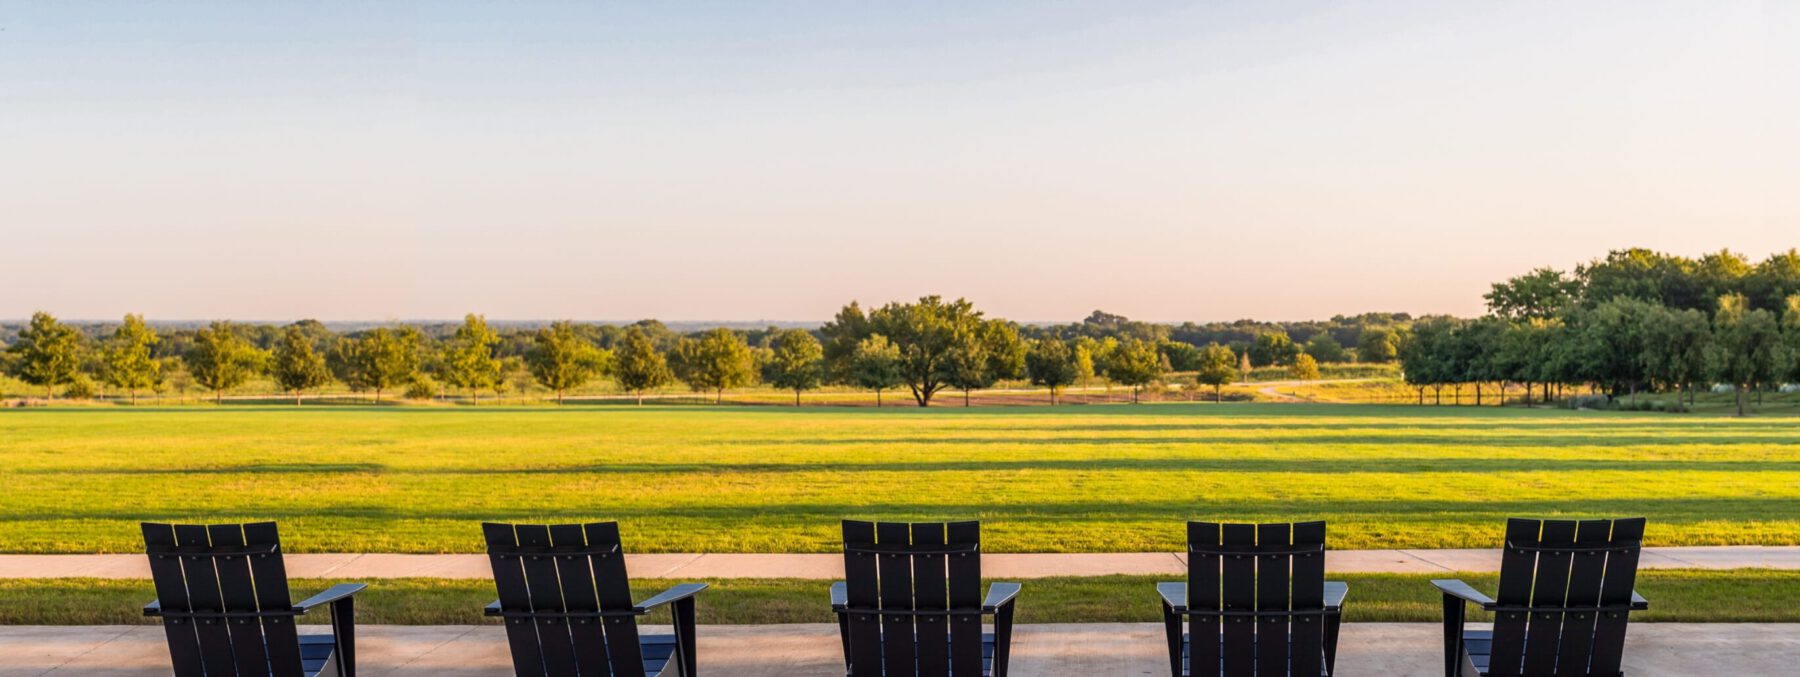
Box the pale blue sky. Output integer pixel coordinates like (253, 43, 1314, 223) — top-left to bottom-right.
(1, 1, 1793, 321)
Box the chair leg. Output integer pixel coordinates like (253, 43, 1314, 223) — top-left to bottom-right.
(1324, 611, 1342, 676)
(330, 597, 356, 677)
(992, 602, 1016, 677)
(1441, 594, 1465, 677)
(672, 597, 699, 677)
(834, 612, 852, 672)
(1161, 603, 1183, 677)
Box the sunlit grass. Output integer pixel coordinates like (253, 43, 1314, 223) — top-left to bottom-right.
(1, 404, 1797, 553)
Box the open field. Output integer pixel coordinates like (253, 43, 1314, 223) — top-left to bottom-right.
(2, 404, 1798, 554)
(4, 570, 1796, 624)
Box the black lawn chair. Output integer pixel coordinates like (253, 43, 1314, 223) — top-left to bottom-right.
(1434, 517, 1650, 677)
(1157, 521, 1346, 676)
(482, 522, 708, 677)
(830, 520, 1022, 677)
(142, 522, 366, 677)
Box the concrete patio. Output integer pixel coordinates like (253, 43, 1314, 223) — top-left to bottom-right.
(2, 545, 1796, 580)
(8, 623, 1797, 676)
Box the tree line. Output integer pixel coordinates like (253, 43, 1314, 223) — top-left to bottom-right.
(1397, 248, 1800, 415)
(11, 247, 1791, 410)
(3, 295, 1376, 407)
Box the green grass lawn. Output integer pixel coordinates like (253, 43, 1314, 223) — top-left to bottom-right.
(2, 404, 1797, 553)
(4, 570, 1795, 624)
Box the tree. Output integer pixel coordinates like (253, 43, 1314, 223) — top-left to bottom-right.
(9, 311, 83, 400)
(501, 357, 535, 403)
(1303, 333, 1348, 363)
(1356, 327, 1398, 363)
(1289, 353, 1321, 381)
(1108, 339, 1165, 403)
(1401, 319, 1457, 404)
(1025, 338, 1078, 405)
(101, 314, 160, 404)
(1459, 318, 1510, 405)
(1572, 298, 1658, 403)
(1710, 294, 1781, 417)
(1694, 249, 1752, 308)
(341, 328, 423, 403)
(849, 335, 905, 407)
(818, 302, 870, 384)
(764, 329, 824, 406)
(1493, 321, 1548, 406)
(1744, 249, 1800, 312)
(1157, 341, 1202, 371)
(443, 314, 502, 404)
(1485, 268, 1578, 320)
(1072, 338, 1097, 391)
(269, 325, 331, 405)
(1782, 294, 1800, 386)
(526, 321, 608, 404)
(1238, 348, 1252, 382)
(1193, 342, 1237, 402)
(860, 296, 989, 407)
(187, 321, 265, 404)
(1577, 248, 1706, 311)
(613, 326, 673, 405)
(944, 320, 1025, 406)
(672, 328, 757, 404)
(1248, 331, 1300, 367)
(1640, 306, 1712, 410)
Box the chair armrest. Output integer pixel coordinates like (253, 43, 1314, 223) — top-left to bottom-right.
(294, 583, 368, 613)
(143, 600, 162, 617)
(1631, 590, 1648, 610)
(484, 600, 502, 617)
(1156, 582, 1187, 612)
(830, 581, 848, 610)
(982, 582, 1022, 612)
(1323, 581, 1348, 611)
(635, 583, 708, 613)
(1431, 579, 1496, 609)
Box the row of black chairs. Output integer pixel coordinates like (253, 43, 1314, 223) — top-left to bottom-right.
(139, 516, 1648, 677)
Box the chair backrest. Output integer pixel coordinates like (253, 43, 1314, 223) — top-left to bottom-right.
(841, 520, 986, 676)
(1485, 517, 1645, 677)
(483, 522, 646, 677)
(1186, 521, 1328, 677)
(142, 521, 306, 677)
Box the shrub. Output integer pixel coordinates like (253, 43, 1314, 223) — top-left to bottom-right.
(1568, 394, 1610, 410)
(405, 377, 438, 400)
(63, 376, 98, 399)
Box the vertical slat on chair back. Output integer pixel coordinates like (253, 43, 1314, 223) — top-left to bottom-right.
(841, 520, 983, 676)
(1588, 518, 1645, 677)
(1486, 517, 1645, 677)
(1288, 522, 1327, 677)
(1188, 521, 1329, 677)
(484, 522, 642, 677)
(141, 522, 303, 677)
(1188, 523, 1222, 677)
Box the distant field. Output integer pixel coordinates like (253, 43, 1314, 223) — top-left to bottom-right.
(1, 404, 1797, 553)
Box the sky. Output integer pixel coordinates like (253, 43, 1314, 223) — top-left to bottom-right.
(0, 1, 1794, 323)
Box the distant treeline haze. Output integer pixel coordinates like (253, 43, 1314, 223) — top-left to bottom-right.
(4, 248, 1798, 414)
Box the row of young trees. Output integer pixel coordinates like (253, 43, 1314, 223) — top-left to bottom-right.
(1, 312, 847, 406)
(6, 296, 1296, 407)
(1399, 249, 1800, 415)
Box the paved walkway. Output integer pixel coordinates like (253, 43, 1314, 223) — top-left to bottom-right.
(9, 623, 1797, 676)
(2, 546, 1796, 580)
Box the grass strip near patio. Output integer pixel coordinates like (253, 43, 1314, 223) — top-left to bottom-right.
(4, 570, 1796, 625)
